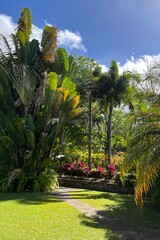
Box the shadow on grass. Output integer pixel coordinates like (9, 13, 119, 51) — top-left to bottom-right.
(0, 192, 62, 205)
(70, 190, 160, 239)
(79, 213, 124, 240)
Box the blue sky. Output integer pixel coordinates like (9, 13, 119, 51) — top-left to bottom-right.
(0, 0, 160, 72)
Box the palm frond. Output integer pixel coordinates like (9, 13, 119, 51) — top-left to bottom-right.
(122, 106, 160, 207)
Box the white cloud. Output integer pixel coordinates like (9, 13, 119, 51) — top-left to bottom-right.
(0, 14, 16, 38)
(101, 54, 160, 93)
(99, 64, 108, 73)
(0, 13, 86, 52)
(58, 29, 86, 51)
(31, 24, 43, 42)
(99, 54, 160, 76)
(119, 54, 160, 74)
(1, 13, 159, 74)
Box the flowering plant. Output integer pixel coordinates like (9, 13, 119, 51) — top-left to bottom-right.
(108, 164, 116, 180)
(60, 161, 111, 179)
(60, 161, 116, 179)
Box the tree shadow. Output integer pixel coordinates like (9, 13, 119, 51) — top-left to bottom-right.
(79, 214, 124, 240)
(78, 209, 160, 240)
(0, 192, 62, 205)
(70, 189, 160, 239)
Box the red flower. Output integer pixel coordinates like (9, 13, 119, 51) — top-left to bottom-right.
(97, 166, 103, 172)
(70, 163, 75, 169)
(108, 164, 116, 174)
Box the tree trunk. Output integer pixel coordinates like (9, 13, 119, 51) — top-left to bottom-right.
(88, 96, 92, 169)
(104, 122, 108, 156)
(61, 126, 65, 152)
(107, 99, 113, 164)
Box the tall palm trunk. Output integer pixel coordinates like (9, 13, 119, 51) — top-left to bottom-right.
(107, 98, 113, 164)
(88, 96, 92, 169)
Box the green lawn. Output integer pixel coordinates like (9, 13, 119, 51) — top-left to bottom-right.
(69, 189, 160, 232)
(0, 192, 122, 240)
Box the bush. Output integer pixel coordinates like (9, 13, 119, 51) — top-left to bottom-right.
(0, 169, 58, 192)
(59, 161, 117, 180)
(151, 178, 160, 210)
(63, 149, 107, 167)
(115, 171, 136, 187)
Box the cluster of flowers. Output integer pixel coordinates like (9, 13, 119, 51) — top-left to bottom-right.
(60, 161, 116, 179)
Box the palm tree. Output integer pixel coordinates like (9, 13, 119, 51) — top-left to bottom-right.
(122, 88, 160, 208)
(67, 55, 100, 168)
(98, 60, 130, 164)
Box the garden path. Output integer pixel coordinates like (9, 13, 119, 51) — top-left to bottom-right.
(53, 186, 160, 240)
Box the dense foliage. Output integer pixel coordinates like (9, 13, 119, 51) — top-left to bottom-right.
(0, 8, 159, 211)
(0, 8, 82, 192)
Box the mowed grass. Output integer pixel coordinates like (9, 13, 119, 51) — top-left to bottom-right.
(69, 189, 160, 232)
(0, 192, 122, 240)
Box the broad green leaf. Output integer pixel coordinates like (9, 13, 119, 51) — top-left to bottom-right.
(62, 77, 71, 88)
(68, 90, 77, 99)
(47, 72, 58, 91)
(52, 48, 69, 74)
(68, 82, 76, 92)
(17, 31, 26, 45)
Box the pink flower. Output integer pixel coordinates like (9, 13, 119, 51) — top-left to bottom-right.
(97, 166, 103, 172)
(108, 164, 116, 174)
(70, 163, 75, 169)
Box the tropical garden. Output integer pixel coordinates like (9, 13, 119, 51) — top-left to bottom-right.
(0, 8, 160, 239)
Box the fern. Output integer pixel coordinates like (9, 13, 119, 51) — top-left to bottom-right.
(37, 171, 58, 191)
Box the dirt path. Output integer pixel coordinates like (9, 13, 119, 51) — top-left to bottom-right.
(53, 186, 160, 240)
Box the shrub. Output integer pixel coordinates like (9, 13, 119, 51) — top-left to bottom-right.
(151, 178, 160, 210)
(0, 169, 58, 192)
(112, 151, 125, 169)
(59, 161, 116, 180)
(108, 164, 116, 180)
(115, 171, 136, 187)
(63, 149, 107, 167)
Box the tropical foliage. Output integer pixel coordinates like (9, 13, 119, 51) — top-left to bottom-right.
(98, 61, 131, 163)
(0, 8, 82, 192)
(0, 7, 159, 212)
(122, 93, 160, 207)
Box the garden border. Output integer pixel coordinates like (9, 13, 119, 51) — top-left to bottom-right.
(58, 177, 134, 194)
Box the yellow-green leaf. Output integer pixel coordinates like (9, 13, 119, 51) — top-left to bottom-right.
(47, 72, 58, 91)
